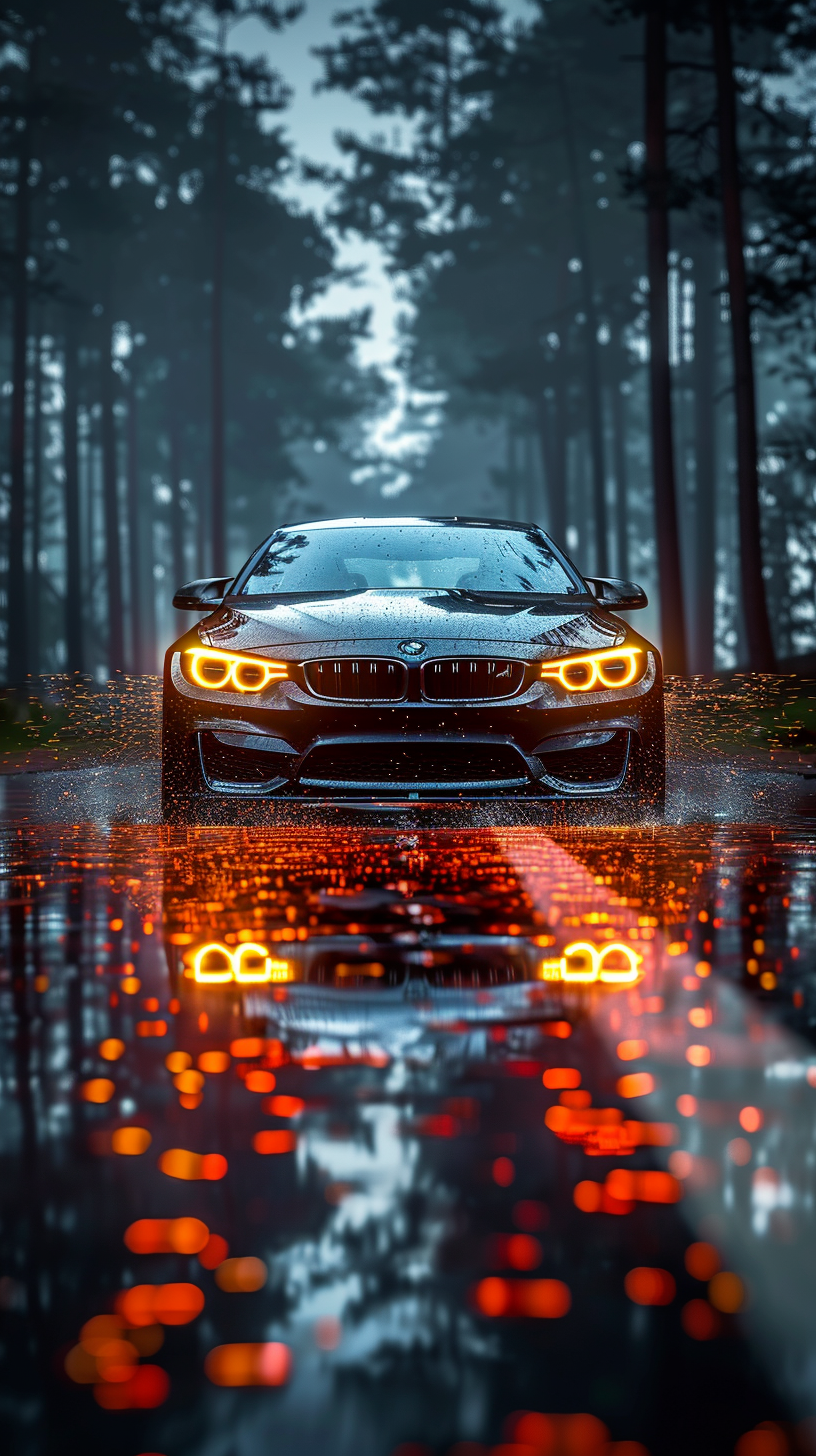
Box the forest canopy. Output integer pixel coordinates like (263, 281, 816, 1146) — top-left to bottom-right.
(2, 0, 816, 679)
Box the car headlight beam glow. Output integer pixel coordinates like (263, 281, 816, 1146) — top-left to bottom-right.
(185, 648, 289, 694)
(540, 647, 644, 692)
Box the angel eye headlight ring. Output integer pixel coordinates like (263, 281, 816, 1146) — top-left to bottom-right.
(191, 941, 294, 985)
(539, 941, 643, 986)
(185, 649, 289, 694)
(541, 648, 644, 693)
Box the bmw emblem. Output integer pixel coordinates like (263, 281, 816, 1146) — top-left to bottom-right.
(398, 640, 426, 657)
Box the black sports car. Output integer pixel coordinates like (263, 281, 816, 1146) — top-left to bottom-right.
(161, 516, 665, 818)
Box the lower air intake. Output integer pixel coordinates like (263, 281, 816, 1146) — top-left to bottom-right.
(199, 732, 292, 786)
(539, 730, 630, 789)
(299, 741, 530, 788)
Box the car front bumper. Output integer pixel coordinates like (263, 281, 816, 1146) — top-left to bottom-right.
(163, 642, 664, 802)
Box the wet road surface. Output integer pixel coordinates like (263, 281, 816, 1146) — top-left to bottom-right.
(4, 680, 816, 1456)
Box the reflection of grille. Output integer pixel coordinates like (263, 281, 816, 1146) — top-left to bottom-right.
(299, 741, 530, 787)
(425, 960, 523, 987)
(304, 658, 407, 701)
(199, 732, 291, 786)
(306, 956, 405, 988)
(421, 658, 525, 701)
(539, 730, 630, 788)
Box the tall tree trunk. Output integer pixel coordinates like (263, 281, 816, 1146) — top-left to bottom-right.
(100, 319, 124, 674)
(645, 0, 687, 674)
(30, 328, 43, 676)
(560, 74, 609, 574)
(8, 90, 32, 687)
(709, 0, 775, 669)
(537, 387, 566, 546)
(126, 377, 141, 674)
(693, 242, 717, 674)
(63, 314, 82, 674)
(611, 381, 630, 580)
(169, 361, 185, 593)
(505, 419, 519, 521)
(142, 498, 156, 676)
(210, 39, 227, 576)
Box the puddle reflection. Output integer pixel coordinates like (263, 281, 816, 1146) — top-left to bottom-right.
(3, 824, 816, 1456)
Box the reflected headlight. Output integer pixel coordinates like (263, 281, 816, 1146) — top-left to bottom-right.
(184, 648, 289, 693)
(538, 941, 643, 986)
(541, 647, 644, 692)
(190, 942, 294, 985)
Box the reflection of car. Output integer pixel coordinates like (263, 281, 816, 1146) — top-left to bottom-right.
(164, 880, 647, 1040)
(161, 517, 664, 819)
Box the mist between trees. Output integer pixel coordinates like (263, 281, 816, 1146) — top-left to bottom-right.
(2, 0, 816, 684)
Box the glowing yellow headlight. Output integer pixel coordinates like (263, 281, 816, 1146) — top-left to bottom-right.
(541, 647, 644, 692)
(191, 941, 294, 985)
(537, 941, 643, 986)
(185, 648, 289, 693)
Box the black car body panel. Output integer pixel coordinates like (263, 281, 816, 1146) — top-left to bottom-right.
(161, 518, 665, 814)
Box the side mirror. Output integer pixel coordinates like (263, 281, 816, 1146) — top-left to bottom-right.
(172, 576, 233, 611)
(585, 576, 648, 611)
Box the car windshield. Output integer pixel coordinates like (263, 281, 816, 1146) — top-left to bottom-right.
(240, 525, 580, 595)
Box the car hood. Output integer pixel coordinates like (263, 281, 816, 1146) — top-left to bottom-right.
(197, 589, 630, 660)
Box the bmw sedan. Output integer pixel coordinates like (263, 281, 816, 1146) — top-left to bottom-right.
(161, 517, 664, 818)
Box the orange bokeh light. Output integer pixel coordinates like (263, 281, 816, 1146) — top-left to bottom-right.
(735, 1427, 788, 1456)
(492, 1156, 515, 1187)
(158, 1148, 228, 1181)
(685, 1045, 711, 1067)
(199, 1233, 229, 1269)
(542, 1067, 581, 1090)
(125, 1217, 210, 1255)
(116, 1282, 205, 1327)
(681, 1298, 721, 1341)
(198, 1051, 230, 1073)
(688, 1006, 712, 1029)
(230, 1037, 265, 1058)
(739, 1105, 763, 1133)
(81, 1078, 115, 1104)
(245, 1069, 276, 1094)
(111, 1127, 151, 1156)
(205, 1342, 291, 1387)
(474, 1277, 571, 1319)
(173, 1069, 205, 1095)
(99, 1038, 125, 1061)
(684, 1241, 721, 1280)
(265, 1095, 305, 1118)
(253, 1130, 297, 1155)
(93, 1364, 169, 1409)
(624, 1267, 676, 1306)
(165, 1051, 192, 1074)
(615, 1073, 655, 1099)
(506, 1412, 610, 1453)
(606, 1169, 682, 1205)
(708, 1271, 745, 1313)
(617, 1039, 649, 1061)
(214, 1257, 268, 1293)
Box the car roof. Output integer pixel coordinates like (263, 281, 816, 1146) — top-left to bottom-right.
(278, 516, 543, 532)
